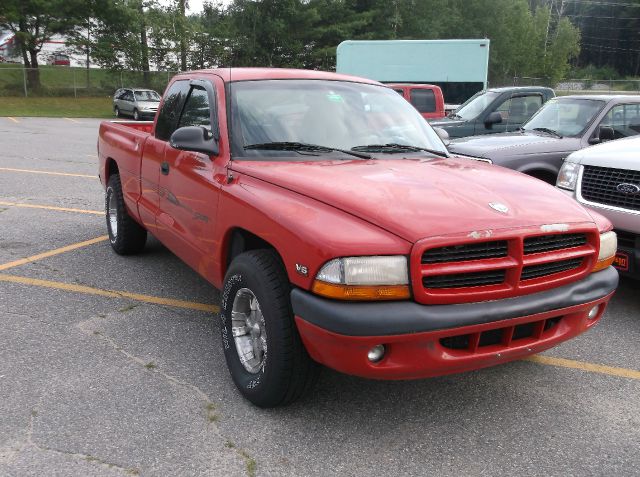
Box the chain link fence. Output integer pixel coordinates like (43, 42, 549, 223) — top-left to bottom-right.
(0, 66, 179, 98)
(509, 76, 640, 94)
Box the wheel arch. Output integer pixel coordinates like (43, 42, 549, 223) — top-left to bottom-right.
(222, 228, 283, 279)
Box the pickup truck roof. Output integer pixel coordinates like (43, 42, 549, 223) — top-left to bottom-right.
(173, 67, 380, 85)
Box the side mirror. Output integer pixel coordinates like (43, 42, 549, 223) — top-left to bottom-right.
(484, 111, 503, 128)
(170, 126, 219, 155)
(433, 127, 450, 146)
(589, 125, 615, 144)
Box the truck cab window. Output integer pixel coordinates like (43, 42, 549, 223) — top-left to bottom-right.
(155, 80, 191, 141)
(410, 89, 436, 113)
(178, 86, 213, 131)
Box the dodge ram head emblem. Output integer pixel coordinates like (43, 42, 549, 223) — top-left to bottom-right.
(616, 183, 640, 195)
(489, 202, 509, 214)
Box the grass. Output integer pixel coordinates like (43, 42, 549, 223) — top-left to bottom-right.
(0, 97, 114, 118)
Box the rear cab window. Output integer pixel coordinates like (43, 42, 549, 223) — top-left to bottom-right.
(410, 89, 436, 113)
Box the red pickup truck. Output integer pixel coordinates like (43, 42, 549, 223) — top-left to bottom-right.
(388, 83, 446, 119)
(98, 68, 619, 408)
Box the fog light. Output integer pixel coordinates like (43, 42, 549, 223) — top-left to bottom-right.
(367, 344, 385, 363)
(588, 305, 600, 320)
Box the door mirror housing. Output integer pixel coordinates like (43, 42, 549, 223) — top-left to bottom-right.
(589, 125, 615, 144)
(484, 111, 503, 128)
(169, 126, 219, 155)
(433, 127, 450, 146)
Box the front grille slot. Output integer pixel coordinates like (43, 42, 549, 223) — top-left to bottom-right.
(423, 270, 505, 289)
(524, 233, 587, 254)
(581, 165, 640, 211)
(439, 317, 562, 351)
(422, 240, 508, 264)
(521, 258, 583, 280)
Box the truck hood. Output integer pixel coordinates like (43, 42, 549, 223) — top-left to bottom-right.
(448, 131, 575, 159)
(569, 135, 640, 171)
(231, 158, 595, 243)
(428, 117, 466, 128)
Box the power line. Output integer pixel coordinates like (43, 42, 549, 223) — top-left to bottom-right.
(581, 42, 640, 52)
(564, 0, 640, 7)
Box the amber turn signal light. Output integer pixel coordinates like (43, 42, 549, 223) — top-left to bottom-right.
(311, 280, 411, 301)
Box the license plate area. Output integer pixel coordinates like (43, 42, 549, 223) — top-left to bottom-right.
(614, 251, 629, 271)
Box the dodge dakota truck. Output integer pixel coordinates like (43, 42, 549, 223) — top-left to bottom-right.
(98, 68, 619, 408)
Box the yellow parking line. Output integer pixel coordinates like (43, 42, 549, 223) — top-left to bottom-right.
(6, 117, 19, 123)
(0, 201, 102, 215)
(0, 167, 94, 178)
(0, 236, 109, 271)
(0, 274, 219, 313)
(64, 117, 80, 123)
(524, 355, 640, 381)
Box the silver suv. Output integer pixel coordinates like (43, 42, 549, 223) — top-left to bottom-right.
(557, 134, 640, 279)
(113, 88, 161, 121)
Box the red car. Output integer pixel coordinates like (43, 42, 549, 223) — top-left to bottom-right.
(388, 83, 446, 119)
(98, 68, 618, 407)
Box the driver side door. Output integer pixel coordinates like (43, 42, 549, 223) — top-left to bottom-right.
(156, 79, 224, 283)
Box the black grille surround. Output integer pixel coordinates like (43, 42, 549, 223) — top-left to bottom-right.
(581, 165, 640, 212)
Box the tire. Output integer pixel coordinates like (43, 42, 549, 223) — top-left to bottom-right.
(133, 108, 140, 121)
(114, 106, 120, 118)
(221, 250, 319, 407)
(105, 173, 147, 255)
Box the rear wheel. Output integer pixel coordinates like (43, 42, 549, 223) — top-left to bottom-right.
(105, 173, 147, 254)
(221, 250, 319, 407)
(114, 106, 120, 118)
(133, 108, 140, 121)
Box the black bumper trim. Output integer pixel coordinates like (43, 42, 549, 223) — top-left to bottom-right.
(291, 267, 619, 337)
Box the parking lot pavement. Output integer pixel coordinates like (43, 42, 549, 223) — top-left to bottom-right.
(1, 117, 639, 476)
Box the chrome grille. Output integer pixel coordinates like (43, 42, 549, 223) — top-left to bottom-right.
(581, 165, 640, 211)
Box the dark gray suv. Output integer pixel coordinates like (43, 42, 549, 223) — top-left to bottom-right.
(113, 88, 161, 121)
(448, 95, 640, 183)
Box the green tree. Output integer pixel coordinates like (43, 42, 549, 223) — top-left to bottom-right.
(0, 0, 82, 89)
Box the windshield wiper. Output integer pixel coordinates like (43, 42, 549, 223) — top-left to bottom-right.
(243, 142, 371, 159)
(448, 113, 462, 119)
(531, 127, 562, 138)
(351, 143, 448, 158)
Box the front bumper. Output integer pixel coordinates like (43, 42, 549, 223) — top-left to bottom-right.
(292, 267, 618, 379)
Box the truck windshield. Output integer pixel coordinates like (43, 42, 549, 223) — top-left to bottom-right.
(522, 98, 605, 137)
(230, 80, 448, 159)
(453, 91, 500, 120)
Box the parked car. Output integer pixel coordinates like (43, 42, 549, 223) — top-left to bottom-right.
(388, 84, 446, 119)
(98, 68, 619, 407)
(113, 88, 161, 120)
(557, 135, 640, 279)
(47, 53, 70, 66)
(448, 95, 640, 183)
(429, 86, 555, 138)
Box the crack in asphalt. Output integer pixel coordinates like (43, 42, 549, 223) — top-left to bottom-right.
(77, 315, 258, 476)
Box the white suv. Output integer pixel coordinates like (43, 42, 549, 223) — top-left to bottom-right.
(557, 135, 640, 279)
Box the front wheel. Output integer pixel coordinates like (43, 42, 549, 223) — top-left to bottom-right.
(105, 173, 147, 254)
(133, 108, 140, 121)
(221, 250, 319, 407)
(114, 106, 120, 118)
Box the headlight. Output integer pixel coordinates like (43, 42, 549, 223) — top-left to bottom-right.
(312, 256, 410, 301)
(556, 161, 580, 190)
(592, 231, 617, 272)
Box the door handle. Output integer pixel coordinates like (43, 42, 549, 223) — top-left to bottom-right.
(161, 161, 170, 175)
